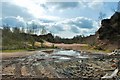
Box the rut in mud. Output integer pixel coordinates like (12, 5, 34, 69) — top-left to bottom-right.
(1, 50, 120, 79)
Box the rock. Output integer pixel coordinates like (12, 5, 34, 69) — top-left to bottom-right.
(111, 64, 117, 68)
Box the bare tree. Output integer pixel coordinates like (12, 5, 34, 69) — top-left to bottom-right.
(117, 1, 120, 12)
(98, 12, 106, 20)
(111, 1, 120, 12)
(26, 22, 30, 34)
(98, 11, 106, 26)
(111, 7, 117, 12)
(20, 27, 25, 33)
(41, 26, 47, 35)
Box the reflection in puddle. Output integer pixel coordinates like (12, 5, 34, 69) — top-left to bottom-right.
(50, 50, 88, 60)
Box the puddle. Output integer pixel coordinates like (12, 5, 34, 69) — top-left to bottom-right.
(50, 50, 88, 60)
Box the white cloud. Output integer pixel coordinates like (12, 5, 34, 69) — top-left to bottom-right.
(1, 15, 99, 37)
(2, 1, 62, 22)
(88, 1, 104, 10)
(9, 0, 46, 18)
(2, 2, 34, 19)
(39, 1, 105, 12)
(41, 15, 62, 21)
(1, 1, 103, 37)
(78, 0, 104, 10)
(42, 16, 98, 36)
(16, 16, 24, 22)
(1, 16, 26, 27)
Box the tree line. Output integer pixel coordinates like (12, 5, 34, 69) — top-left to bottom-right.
(2, 25, 88, 50)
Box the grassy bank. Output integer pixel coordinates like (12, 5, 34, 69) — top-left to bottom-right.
(2, 49, 27, 53)
(79, 45, 112, 54)
(2, 43, 112, 54)
(2, 47, 58, 53)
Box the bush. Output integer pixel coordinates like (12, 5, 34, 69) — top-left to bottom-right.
(94, 46, 104, 50)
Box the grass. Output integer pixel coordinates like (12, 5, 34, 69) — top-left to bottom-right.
(2, 42, 112, 54)
(88, 48, 111, 53)
(79, 45, 112, 53)
(2, 49, 27, 53)
(2, 46, 58, 53)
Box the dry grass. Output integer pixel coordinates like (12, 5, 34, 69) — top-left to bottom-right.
(1, 51, 39, 59)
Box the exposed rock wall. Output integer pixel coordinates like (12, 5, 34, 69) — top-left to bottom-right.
(96, 12, 120, 50)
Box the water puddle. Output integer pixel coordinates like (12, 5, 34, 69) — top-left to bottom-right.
(49, 50, 88, 61)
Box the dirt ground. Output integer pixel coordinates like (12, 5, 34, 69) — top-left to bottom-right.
(1, 43, 89, 59)
(55, 43, 88, 50)
(1, 44, 120, 79)
(1, 51, 39, 59)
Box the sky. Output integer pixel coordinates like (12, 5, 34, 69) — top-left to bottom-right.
(0, 0, 120, 38)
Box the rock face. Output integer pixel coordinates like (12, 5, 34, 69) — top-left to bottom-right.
(96, 12, 120, 50)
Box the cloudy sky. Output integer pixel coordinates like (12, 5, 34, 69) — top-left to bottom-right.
(0, 0, 119, 38)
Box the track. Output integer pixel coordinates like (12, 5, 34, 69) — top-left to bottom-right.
(2, 51, 62, 78)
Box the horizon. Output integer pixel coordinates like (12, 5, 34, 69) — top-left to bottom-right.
(0, 0, 119, 38)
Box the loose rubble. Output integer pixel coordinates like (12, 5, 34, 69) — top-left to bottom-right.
(1, 49, 120, 79)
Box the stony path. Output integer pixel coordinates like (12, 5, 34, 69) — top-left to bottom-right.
(1, 51, 62, 78)
(1, 50, 120, 79)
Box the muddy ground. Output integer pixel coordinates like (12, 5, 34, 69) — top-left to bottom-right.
(1, 49, 120, 80)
